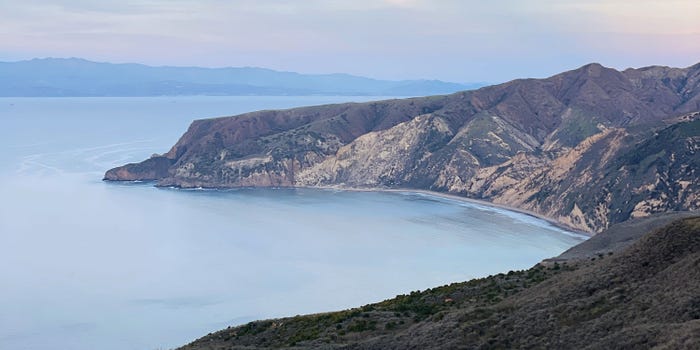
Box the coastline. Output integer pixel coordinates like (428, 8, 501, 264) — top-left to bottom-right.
(297, 185, 593, 237)
(112, 178, 591, 237)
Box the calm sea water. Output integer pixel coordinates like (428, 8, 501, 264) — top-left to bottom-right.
(0, 97, 586, 350)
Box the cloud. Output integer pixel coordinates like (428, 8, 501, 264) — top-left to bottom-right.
(0, 0, 698, 82)
(552, 0, 700, 34)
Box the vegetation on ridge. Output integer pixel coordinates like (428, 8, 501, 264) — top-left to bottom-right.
(180, 262, 573, 349)
(180, 217, 700, 349)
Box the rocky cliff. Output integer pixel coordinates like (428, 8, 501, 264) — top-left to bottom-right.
(105, 62, 700, 233)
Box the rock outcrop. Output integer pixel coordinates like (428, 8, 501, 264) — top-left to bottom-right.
(105, 62, 700, 233)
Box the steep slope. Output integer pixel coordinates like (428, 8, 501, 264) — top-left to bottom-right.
(549, 211, 699, 262)
(105, 62, 700, 232)
(178, 216, 700, 350)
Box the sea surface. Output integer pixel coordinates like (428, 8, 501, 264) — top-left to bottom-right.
(0, 96, 586, 350)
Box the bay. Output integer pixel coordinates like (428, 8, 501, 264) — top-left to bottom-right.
(0, 96, 585, 350)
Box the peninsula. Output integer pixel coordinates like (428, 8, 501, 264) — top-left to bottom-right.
(106, 62, 700, 233)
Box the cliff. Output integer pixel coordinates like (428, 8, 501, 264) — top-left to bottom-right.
(105, 62, 700, 233)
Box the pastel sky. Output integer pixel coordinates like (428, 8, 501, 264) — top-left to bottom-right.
(1, 0, 698, 82)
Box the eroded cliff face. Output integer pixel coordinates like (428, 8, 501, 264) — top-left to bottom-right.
(105, 63, 700, 233)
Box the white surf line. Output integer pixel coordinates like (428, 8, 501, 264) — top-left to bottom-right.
(74, 142, 161, 169)
(392, 190, 590, 240)
(17, 158, 65, 175)
(308, 186, 592, 238)
(15, 156, 34, 175)
(62, 140, 158, 158)
(81, 146, 157, 161)
(85, 147, 159, 169)
(13, 140, 159, 175)
(66, 139, 157, 153)
(16, 140, 156, 160)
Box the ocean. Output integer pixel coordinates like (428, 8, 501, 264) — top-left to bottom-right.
(0, 96, 585, 350)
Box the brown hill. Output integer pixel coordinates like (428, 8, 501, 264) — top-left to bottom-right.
(105, 62, 700, 232)
(178, 216, 700, 350)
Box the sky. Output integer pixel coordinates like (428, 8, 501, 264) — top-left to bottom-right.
(0, 0, 699, 83)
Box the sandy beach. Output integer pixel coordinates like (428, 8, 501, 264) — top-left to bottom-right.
(305, 185, 592, 237)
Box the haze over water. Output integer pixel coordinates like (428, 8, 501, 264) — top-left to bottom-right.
(0, 97, 585, 350)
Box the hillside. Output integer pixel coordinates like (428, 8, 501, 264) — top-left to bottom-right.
(105, 62, 700, 233)
(178, 216, 700, 349)
(549, 211, 699, 262)
(0, 58, 476, 97)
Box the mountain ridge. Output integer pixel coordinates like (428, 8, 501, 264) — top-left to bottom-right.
(105, 61, 700, 233)
(0, 57, 479, 97)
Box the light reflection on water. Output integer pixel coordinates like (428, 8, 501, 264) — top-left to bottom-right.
(0, 97, 585, 350)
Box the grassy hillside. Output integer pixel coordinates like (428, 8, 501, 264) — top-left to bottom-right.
(180, 216, 700, 350)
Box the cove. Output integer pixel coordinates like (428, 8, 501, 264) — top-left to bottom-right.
(0, 97, 585, 350)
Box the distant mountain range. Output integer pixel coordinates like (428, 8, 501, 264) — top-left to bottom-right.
(0, 58, 481, 97)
